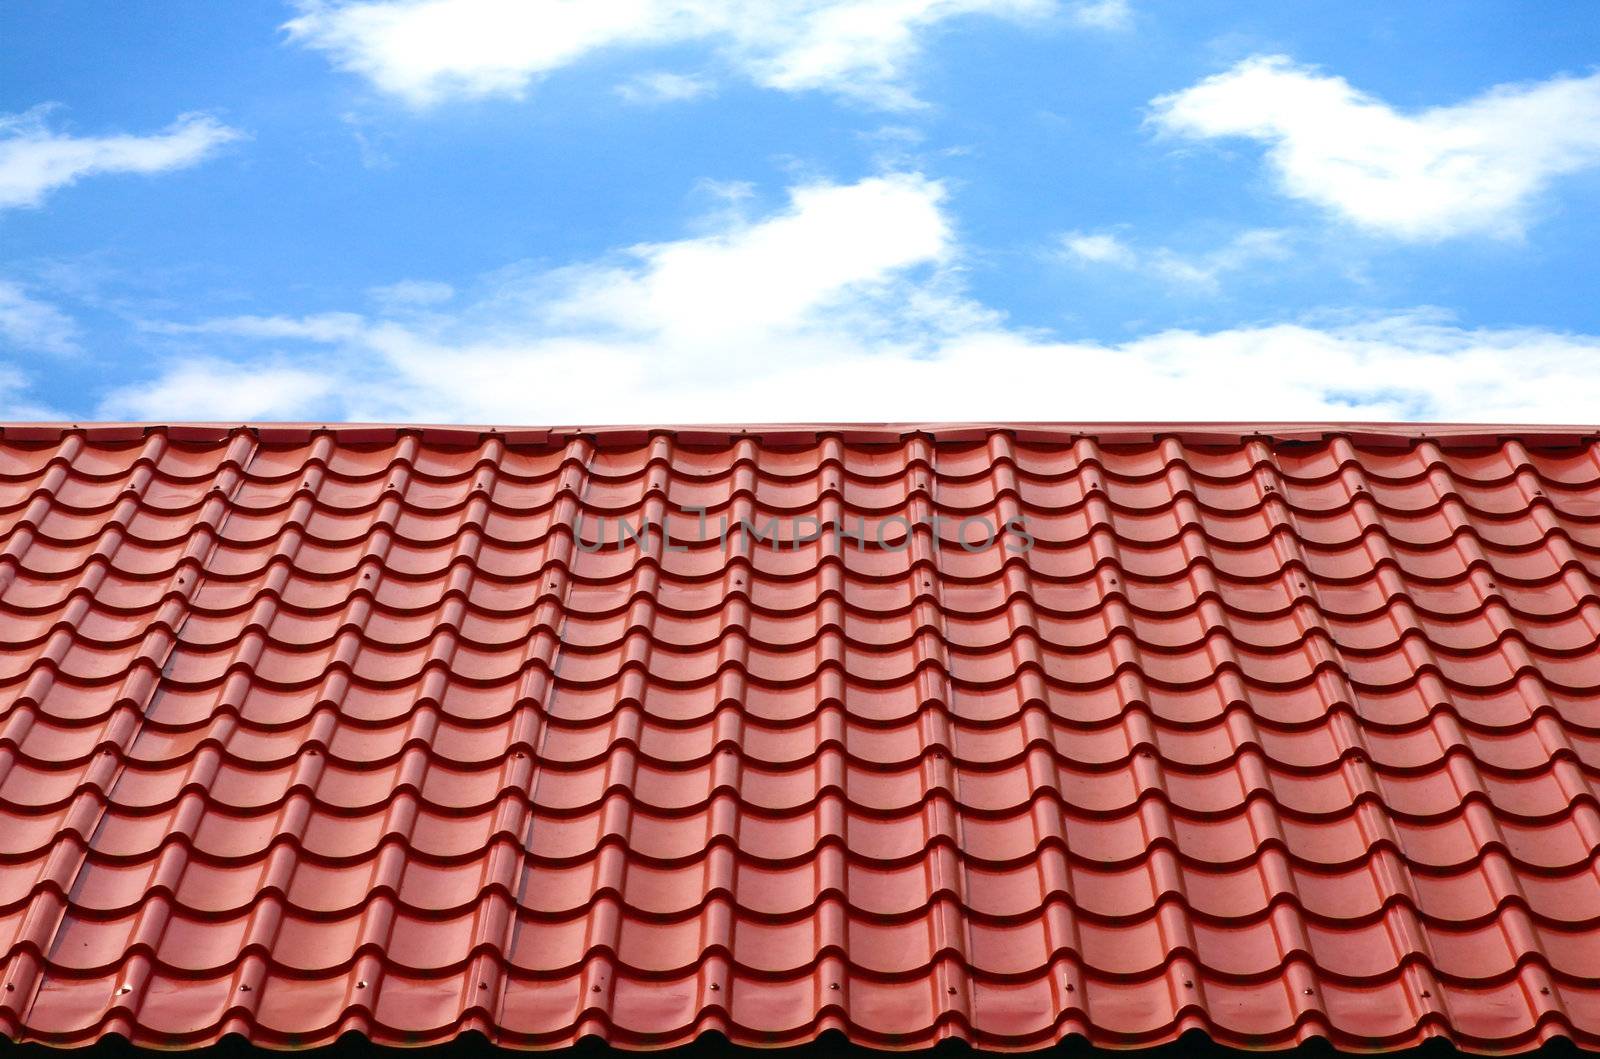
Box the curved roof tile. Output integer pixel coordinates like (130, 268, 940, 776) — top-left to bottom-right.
(3, 423, 1600, 1051)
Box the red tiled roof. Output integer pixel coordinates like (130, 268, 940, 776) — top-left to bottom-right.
(4, 422, 1600, 1053)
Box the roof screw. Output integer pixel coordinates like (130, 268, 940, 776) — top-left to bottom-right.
(1064, 983, 1074, 992)
(480, 982, 488, 990)
(1420, 989, 1431, 998)
(356, 980, 367, 989)
(947, 987, 956, 995)
(829, 983, 840, 991)
(1541, 987, 1551, 996)
(117, 986, 131, 995)
(1303, 988, 1312, 995)
(709, 982, 720, 991)
(1183, 980, 1193, 989)
(591, 985, 602, 993)
(239, 984, 251, 992)
(4, 984, 13, 992)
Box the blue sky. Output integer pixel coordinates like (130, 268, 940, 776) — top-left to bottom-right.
(2, 0, 1599, 423)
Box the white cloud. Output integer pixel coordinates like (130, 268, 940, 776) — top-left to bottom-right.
(0, 280, 79, 355)
(102, 171, 1600, 425)
(1149, 56, 1600, 240)
(545, 173, 951, 341)
(341, 111, 397, 170)
(616, 71, 715, 104)
(284, 0, 1055, 108)
(100, 358, 337, 421)
(142, 311, 370, 343)
(1061, 231, 1137, 267)
(1067, 0, 1129, 29)
(0, 362, 62, 420)
(368, 279, 456, 308)
(0, 106, 242, 211)
(1061, 227, 1290, 289)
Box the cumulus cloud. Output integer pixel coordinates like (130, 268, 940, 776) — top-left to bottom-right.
(1060, 228, 1291, 290)
(0, 280, 79, 355)
(544, 173, 951, 340)
(1149, 56, 1600, 240)
(283, 0, 1056, 108)
(100, 170, 1600, 425)
(0, 106, 242, 211)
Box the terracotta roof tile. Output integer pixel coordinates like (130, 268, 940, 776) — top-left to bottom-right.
(4, 422, 1600, 1050)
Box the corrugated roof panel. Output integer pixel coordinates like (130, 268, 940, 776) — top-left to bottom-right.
(2, 423, 1600, 1051)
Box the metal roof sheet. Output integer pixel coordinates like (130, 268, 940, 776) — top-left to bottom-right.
(3, 423, 1600, 1052)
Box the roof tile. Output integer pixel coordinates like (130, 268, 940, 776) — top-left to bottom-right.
(5, 423, 1600, 1050)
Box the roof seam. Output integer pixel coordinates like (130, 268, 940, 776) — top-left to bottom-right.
(908, 433, 972, 1021)
(508, 432, 597, 1025)
(12, 421, 1600, 451)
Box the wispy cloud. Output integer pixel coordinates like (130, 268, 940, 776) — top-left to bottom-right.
(143, 311, 371, 343)
(340, 111, 396, 170)
(283, 0, 1058, 109)
(1067, 0, 1130, 30)
(0, 361, 62, 420)
(1149, 56, 1600, 241)
(0, 106, 242, 211)
(99, 171, 1600, 424)
(368, 279, 456, 309)
(0, 280, 79, 355)
(1060, 227, 1291, 290)
(105, 358, 338, 421)
(616, 71, 716, 104)
(1060, 231, 1137, 267)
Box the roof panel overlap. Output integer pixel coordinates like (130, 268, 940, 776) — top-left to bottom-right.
(3, 423, 1600, 1051)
